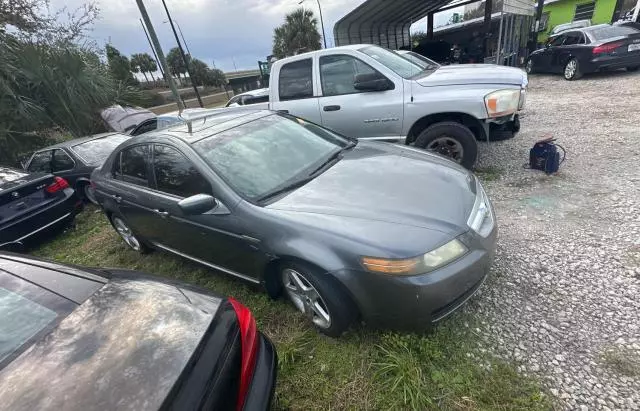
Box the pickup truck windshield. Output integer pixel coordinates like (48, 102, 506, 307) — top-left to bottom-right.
(194, 114, 351, 201)
(359, 45, 424, 79)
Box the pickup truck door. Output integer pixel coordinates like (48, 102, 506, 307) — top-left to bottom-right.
(269, 58, 322, 124)
(317, 54, 403, 140)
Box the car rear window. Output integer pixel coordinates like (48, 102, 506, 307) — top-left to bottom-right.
(588, 26, 638, 40)
(72, 135, 130, 165)
(0, 168, 28, 186)
(0, 270, 76, 369)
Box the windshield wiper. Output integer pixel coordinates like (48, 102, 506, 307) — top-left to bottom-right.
(257, 176, 315, 203)
(307, 141, 357, 177)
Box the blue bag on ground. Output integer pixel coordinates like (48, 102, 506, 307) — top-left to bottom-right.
(529, 137, 566, 174)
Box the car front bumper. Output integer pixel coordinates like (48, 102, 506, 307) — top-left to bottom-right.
(332, 226, 497, 329)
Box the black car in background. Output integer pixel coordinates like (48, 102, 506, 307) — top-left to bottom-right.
(0, 167, 79, 250)
(24, 132, 129, 204)
(0, 253, 277, 410)
(526, 24, 640, 80)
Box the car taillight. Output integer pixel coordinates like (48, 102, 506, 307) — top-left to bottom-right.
(45, 177, 70, 193)
(593, 41, 623, 54)
(228, 297, 259, 411)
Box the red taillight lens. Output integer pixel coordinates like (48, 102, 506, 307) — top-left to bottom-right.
(228, 297, 259, 411)
(593, 41, 623, 54)
(45, 177, 70, 194)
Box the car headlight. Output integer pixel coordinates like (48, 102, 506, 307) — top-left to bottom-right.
(484, 89, 520, 118)
(360, 239, 468, 276)
(467, 180, 495, 237)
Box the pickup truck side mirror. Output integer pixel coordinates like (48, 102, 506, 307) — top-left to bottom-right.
(178, 194, 217, 215)
(353, 73, 394, 92)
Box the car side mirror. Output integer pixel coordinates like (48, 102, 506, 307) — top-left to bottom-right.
(178, 194, 217, 215)
(545, 43, 551, 48)
(353, 73, 393, 91)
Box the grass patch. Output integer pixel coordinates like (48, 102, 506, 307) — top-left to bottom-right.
(32, 207, 552, 410)
(474, 166, 504, 182)
(601, 347, 640, 377)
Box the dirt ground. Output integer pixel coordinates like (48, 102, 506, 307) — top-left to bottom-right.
(471, 70, 640, 410)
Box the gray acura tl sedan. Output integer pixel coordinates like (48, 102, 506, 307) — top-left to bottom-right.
(91, 109, 497, 337)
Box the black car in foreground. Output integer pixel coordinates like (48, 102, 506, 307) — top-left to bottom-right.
(0, 167, 80, 250)
(527, 24, 640, 80)
(0, 253, 277, 410)
(25, 132, 129, 204)
(91, 109, 496, 337)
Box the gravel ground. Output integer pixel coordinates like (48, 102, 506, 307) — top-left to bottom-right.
(470, 70, 640, 410)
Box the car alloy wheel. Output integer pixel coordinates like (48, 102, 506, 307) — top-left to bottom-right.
(112, 216, 142, 251)
(426, 136, 464, 163)
(525, 59, 533, 74)
(281, 268, 331, 329)
(564, 59, 579, 80)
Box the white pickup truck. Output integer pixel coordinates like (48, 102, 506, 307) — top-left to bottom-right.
(239, 45, 528, 168)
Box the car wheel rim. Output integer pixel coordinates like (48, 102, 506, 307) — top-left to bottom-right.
(526, 60, 532, 73)
(426, 136, 464, 163)
(565, 60, 577, 79)
(84, 185, 97, 205)
(113, 217, 141, 251)
(281, 268, 331, 329)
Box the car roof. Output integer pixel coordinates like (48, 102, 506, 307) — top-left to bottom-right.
(38, 132, 126, 151)
(139, 108, 275, 144)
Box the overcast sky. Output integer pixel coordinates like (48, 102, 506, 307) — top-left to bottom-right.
(51, 0, 459, 73)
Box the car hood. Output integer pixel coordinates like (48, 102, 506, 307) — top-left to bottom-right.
(416, 64, 525, 87)
(0, 276, 222, 411)
(267, 142, 476, 235)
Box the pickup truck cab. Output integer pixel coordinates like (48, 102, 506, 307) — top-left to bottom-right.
(264, 45, 527, 168)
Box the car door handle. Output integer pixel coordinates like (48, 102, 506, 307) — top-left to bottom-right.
(153, 209, 170, 218)
(277, 109, 289, 114)
(323, 105, 341, 112)
(111, 194, 122, 204)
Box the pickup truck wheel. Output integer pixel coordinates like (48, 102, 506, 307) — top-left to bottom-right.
(414, 122, 478, 169)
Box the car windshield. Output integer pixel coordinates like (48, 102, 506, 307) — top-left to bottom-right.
(72, 135, 129, 165)
(359, 45, 424, 79)
(397, 51, 440, 70)
(0, 270, 74, 368)
(0, 168, 28, 185)
(193, 114, 350, 201)
(587, 25, 639, 40)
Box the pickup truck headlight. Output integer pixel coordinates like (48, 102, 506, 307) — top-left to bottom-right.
(360, 239, 468, 276)
(484, 89, 520, 118)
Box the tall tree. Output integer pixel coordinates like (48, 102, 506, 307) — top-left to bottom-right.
(106, 44, 135, 84)
(272, 8, 321, 59)
(188, 59, 227, 87)
(140, 53, 157, 83)
(130, 53, 148, 83)
(166, 47, 188, 79)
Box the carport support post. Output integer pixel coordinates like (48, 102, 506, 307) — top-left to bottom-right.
(427, 13, 434, 40)
(483, 0, 493, 60)
(135, 0, 184, 111)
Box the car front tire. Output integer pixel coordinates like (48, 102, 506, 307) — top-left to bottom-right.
(564, 58, 582, 80)
(525, 58, 534, 74)
(280, 262, 356, 337)
(414, 121, 478, 169)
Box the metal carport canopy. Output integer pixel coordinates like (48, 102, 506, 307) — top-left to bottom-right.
(333, 0, 477, 49)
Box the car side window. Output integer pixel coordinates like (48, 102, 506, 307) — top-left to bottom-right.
(51, 149, 75, 172)
(563, 32, 580, 45)
(27, 151, 53, 173)
(278, 59, 313, 101)
(131, 119, 158, 136)
(152, 145, 212, 198)
(320, 55, 382, 97)
(550, 35, 566, 47)
(115, 145, 150, 186)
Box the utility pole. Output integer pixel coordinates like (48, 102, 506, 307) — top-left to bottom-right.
(531, 0, 546, 52)
(135, 0, 184, 110)
(140, 19, 164, 79)
(160, 0, 204, 108)
(299, 0, 327, 48)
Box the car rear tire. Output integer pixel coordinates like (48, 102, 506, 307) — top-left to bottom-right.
(564, 58, 582, 80)
(80, 183, 98, 205)
(627, 66, 640, 72)
(110, 215, 150, 254)
(280, 262, 357, 337)
(414, 121, 478, 169)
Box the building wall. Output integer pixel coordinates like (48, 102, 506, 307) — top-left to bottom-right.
(537, 0, 618, 42)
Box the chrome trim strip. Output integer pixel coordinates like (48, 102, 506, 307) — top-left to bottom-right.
(151, 242, 260, 284)
(0, 212, 72, 247)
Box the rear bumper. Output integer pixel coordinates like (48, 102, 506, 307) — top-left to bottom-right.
(0, 188, 80, 247)
(586, 54, 640, 72)
(242, 333, 277, 411)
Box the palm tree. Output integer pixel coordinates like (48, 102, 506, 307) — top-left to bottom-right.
(272, 8, 321, 58)
(130, 53, 148, 84)
(140, 54, 157, 84)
